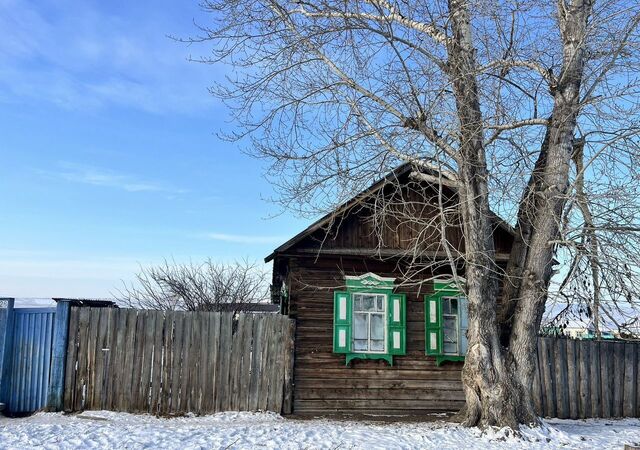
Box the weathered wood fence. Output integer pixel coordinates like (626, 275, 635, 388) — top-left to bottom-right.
(533, 337, 640, 419)
(63, 308, 295, 416)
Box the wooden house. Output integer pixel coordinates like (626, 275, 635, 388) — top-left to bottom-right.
(265, 164, 515, 416)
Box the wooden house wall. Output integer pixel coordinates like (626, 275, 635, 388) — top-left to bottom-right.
(294, 182, 513, 257)
(287, 255, 466, 416)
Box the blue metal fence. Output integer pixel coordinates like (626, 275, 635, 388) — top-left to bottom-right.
(2, 307, 56, 414)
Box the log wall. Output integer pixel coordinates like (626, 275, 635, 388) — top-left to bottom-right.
(288, 255, 466, 416)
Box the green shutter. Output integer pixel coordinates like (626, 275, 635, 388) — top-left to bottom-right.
(387, 293, 406, 355)
(425, 294, 443, 355)
(458, 297, 469, 356)
(333, 291, 352, 353)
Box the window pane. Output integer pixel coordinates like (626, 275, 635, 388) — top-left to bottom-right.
(370, 314, 384, 340)
(354, 295, 363, 311)
(450, 298, 458, 314)
(370, 339, 384, 351)
(443, 316, 458, 354)
(354, 339, 368, 351)
(361, 295, 375, 311)
(353, 313, 368, 340)
(441, 298, 449, 315)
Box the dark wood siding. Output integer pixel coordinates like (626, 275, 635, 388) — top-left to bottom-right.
(292, 180, 513, 258)
(288, 255, 465, 416)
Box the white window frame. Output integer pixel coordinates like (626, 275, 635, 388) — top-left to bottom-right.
(351, 292, 387, 354)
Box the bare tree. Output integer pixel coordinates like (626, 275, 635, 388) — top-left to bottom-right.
(188, 0, 640, 428)
(119, 259, 270, 312)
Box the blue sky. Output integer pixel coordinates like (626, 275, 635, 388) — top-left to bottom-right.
(0, 0, 308, 298)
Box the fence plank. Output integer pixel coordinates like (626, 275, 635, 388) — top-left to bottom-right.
(249, 316, 264, 412)
(204, 313, 220, 412)
(565, 339, 578, 419)
(600, 341, 613, 418)
(540, 338, 556, 418)
(258, 315, 273, 411)
(578, 340, 591, 419)
(150, 311, 165, 415)
(129, 311, 148, 412)
(590, 340, 602, 417)
(63, 307, 80, 411)
(180, 312, 191, 413)
(554, 339, 569, 418)
(74, 308, 91, 411)
(228, 316, 245, 411)
(216, 312, 233, 412)
(613, 342, 625, 417)
(623, 343, 637, 417)
(239, 315, 254, 411)
(160, 311, 174, 415)
(282, 318, 296, 415)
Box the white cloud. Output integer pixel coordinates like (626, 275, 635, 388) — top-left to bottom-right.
(0, 0, 222, 114)
(40, 162, 188, 194)
(199, 233, 287, 245)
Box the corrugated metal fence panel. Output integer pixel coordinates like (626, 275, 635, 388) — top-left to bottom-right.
(6, 308, 56, 414)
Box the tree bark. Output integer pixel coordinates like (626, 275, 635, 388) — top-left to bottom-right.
(449, 0, 594, 428)
(506, 0, 594, 425)
(445, 0, 520, 428)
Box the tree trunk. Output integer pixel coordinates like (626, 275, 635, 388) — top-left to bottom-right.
(448, 0, 594, 428)
(445, 0, 521, 428)
(504, 0, 594, 425)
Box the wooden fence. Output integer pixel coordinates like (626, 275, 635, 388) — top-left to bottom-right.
(63, 308, 295, 416)
(533, 337, 640, 418)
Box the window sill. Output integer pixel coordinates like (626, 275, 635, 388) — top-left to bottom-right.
(345, 353, 394, 366)
(434, 355, 465, 366)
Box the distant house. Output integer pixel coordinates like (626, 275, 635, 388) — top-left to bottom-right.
(265, 164, 515, 416)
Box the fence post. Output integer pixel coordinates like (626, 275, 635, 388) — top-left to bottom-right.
(0, 298, 15, 409)
(47, 299, 72, 411)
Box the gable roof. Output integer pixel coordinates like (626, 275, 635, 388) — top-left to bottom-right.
(264, 163, 515, 262)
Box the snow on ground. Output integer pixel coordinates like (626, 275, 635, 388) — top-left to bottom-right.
(0, 411, 639, 450)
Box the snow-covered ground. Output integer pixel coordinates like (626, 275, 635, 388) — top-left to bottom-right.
(1, 411, 639, 450)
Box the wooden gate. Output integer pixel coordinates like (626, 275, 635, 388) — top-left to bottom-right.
(63, 308, 295, 416)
